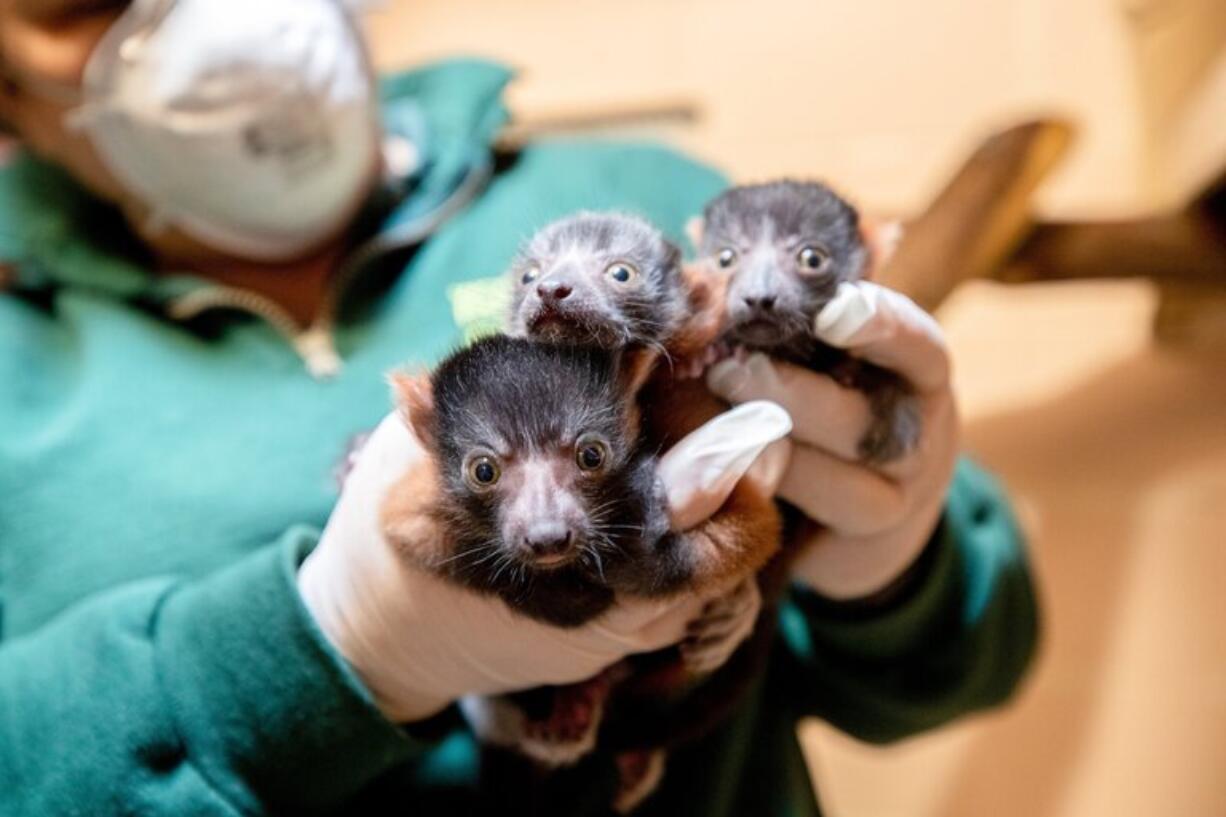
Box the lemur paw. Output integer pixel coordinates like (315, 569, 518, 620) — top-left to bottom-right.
(674, 357, 708, 381)
(705, 342, 735, 371)
(522, 676, 612, 766)
(613, 749, 667, 814)
(464, 673, 617, 768)
(675, 342, 732, 380)
(858, 392, 923, 464)
(680, 578, 761, 676)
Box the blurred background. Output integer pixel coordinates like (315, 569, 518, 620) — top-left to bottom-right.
(363, 2, 1225, 815)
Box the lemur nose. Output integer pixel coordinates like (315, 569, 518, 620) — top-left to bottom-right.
(537, 282, 573, 302)
(743, 295, 776, 311)
(523, 523, 574, 559)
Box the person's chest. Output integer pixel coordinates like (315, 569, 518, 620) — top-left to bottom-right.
(0, 259, 481, 637)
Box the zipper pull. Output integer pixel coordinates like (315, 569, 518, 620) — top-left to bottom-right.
(295, 326, 343, 379)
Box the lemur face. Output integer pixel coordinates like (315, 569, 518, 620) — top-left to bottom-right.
(400, 337, 658, 587)
(508, 212, 687, 349)
(699, 181, 867, 353)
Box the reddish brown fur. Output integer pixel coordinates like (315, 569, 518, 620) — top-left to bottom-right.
(676, 474, 780, 589)
(381, 454, 449, 567)
(666, 262, 727, 363)
(641, 260, 783, 594)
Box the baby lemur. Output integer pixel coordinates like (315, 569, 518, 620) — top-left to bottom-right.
(384, 335, 756, 623)
(508, 212, 738, 446)
(696, 180, 919, 463)
(382, 331, 779, 811)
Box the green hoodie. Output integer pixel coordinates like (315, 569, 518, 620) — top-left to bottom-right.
(0, 60, 1038, 816)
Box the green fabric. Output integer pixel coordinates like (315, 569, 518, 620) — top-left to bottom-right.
(0, 58, 1038, 816)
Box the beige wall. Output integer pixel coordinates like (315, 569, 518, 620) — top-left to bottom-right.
(365, 0, 1224, 217)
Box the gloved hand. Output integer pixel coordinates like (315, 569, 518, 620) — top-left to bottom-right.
(299, 400, 790, 722)
(708, 281, 959, 600)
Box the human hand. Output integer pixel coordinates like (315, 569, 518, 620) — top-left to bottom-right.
(707, 281, 959, 600)
(298, 400, 790, 722)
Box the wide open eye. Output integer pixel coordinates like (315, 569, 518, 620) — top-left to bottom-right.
(465, 455, 501, 489)
(520, 265, 541, 285)
(605, 262, 638, 283)
(796, 245, 830, 274)
(717, 248, 738, 269)
(575, 438, 609, 472)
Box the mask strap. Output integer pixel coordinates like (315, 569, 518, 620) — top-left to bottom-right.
(338, 0, 390, 11)
(144, 209, 172, 236)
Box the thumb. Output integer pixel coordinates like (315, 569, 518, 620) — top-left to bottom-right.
(814, 281, 950, 394)
(658, 400, 792, 531)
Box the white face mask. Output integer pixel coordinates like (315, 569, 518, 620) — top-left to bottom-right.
(66, 0, 381, 262)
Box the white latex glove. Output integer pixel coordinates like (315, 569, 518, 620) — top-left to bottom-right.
(708, 281, 959, 600)
(658, 400, 792, 531)
(299, 401, 791, 722)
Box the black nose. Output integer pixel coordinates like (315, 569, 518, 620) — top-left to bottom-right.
(523, 522, 573, 558)
(537, 281, 573, 302)
(743, 295, 776, 311)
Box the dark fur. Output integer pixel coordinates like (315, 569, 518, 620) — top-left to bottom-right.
(702, 180, 920, 463)
(407, 336, 704, 626)
(508, 211, 688, 353)
(496, 214, 785, 772)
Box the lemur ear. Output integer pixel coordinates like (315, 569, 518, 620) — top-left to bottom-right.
(616, 346, 660, 400)
(859, 216, 904, 279)
(685, 216, 705, 253)
(389, 371, 437, 450)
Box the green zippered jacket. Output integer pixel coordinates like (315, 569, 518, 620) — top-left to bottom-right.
(0, 60, 1038, 816)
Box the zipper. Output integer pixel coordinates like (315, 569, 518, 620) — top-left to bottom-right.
(164, 153, 493, 380)
(167, 287, 341, 379)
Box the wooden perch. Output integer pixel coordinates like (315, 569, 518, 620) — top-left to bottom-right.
(879, 119, 1074, 310)
(1002, 215, 1226, 286)
(1004, 157, 1226, 287)
(1188, 162, 1226, 239)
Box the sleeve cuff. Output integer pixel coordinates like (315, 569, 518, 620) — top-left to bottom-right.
(153, 528, 425, 814)
(783, 458, 1033, 661)
(784, 518, 959, 661)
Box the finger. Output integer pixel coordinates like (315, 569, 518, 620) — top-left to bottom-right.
(789, 479, 947, 600)
(658, 400, 792, 531)
(776, 444, 909, 536)
(627, 596, 710, 652)
(788, 390, 959, 597)
(591, 594, 706, 652)
(707, 354, 871, 461)
(873, 388, 958, 483)
(744, 437, 793, 497)
(814, 282, 950, 394)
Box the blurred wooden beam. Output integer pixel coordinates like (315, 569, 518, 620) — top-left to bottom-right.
(1001, 215, 1226, 286)
(1004, 156, 1226, 287)
(1189, 162, 1226, 237)
(879, 119, 1074, 311)
(497, 98, 701, 151)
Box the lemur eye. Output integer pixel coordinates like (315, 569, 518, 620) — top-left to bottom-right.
(797, 246, 830, 273)
(465, 455, 501, 489)
(576, 438, 609, 472)
(717, 248, 737, 269)
(605, 262, 638, 284)
(520, 265, 541, 285)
